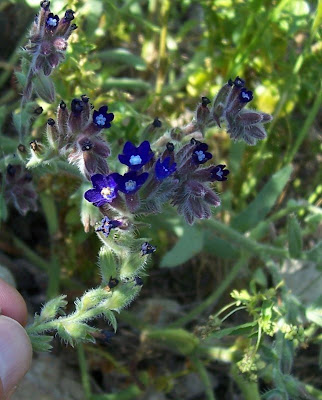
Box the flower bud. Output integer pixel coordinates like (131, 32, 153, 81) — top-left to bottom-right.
(38, 295, 67, 323)
(99, 246, 118, 283)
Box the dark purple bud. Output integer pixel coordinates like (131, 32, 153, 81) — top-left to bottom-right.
(204, 189, 221, 206)
(166, 142, 174, 152)
(233, 76, 245, 88)
(64, 9, 75, 21)
(227, 78, 234, 86)
(244, 125, 267, 140)
(108, 277, 119, 289)
(34, 106, 43, 115)
(81, 94, 89, 103)
(134, 276, 143, 286)
(152, 117, 162, 128)
(201, 96, 211, 106)
(59, 100, 66, 109)
(237, 111, 263, 126)
(81, 139, 93, 151)
(190, 138, 201, 146)
(141, 242, 156, 256)
(70, 24, 78, 30)
(18, 144, 26, 153)
(40, 0, 50, 10)
(71, 98, 84, 113)
(30, 140, 38, 151)
(186, 180, 207, 197)
(7, 164, 16, 177)
(47, 118, 55, 126)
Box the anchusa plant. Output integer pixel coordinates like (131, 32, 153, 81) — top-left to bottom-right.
(0, 1, 277, 352)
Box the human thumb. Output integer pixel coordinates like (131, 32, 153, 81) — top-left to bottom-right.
(0, 316, 32, 399)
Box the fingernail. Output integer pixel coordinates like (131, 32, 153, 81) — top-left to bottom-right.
(0, 316, 32, 398)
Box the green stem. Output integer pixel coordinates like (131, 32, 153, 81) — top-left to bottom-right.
(169, 254, 249, 328)
(284, 82, 322, 165)
(221, 306, 247, 323)
(231, 364, 261, 400)
(77, 344, 92, 399)
(204, 219, 288, 259)
(155, 0, 170, 98)
(190, 353, 216, 400)
(40, 194, 60, 299)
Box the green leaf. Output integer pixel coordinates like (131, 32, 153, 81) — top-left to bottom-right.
(304, 241, 322, 265)
(104, 310, 117, 332)
(102, 78, 151, 92)
(161, 225, 204, 268)
(287, 214, 303, 258)
(209, 322, 257, 339)
(306, 296, 322, 327)
(29, 334, 53, 352)
(204, 234, 239, 259)
(33, 72, 56, 103)
(231, 165, 293, 232)
(94, 49, 147, 71)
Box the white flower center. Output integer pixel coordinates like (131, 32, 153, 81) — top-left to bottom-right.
(129, 155, 142, 165)
(195, 150, 205, 162)
(241, 91, 250, 100)
(96, 114, 107, 126)
(47, 18, 58, 27)
(101, 187, 112, 198)
(216, 169, 223, 178)
(125, 180, 137, 192)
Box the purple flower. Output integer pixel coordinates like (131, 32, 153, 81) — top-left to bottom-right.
(46, 13, 59, 29)
(92, 106, 114, 129)
(155, 157, 176, 181)
(111, 171, 149, 194)
(84, 174, 117, 207)
(192, 143, 213, 165)
(134, 276, 144, 286)
(239, 88, 253, 103)
(95, 216, 122, 237)
(210, 165, 230, 181)
(233, 76, 245, 88)
(118, 141, 154, 171)
(141, 242, 156, 256)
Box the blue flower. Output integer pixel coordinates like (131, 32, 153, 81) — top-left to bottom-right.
(95, 216, 122, 237)
(84, 174, 118, 207)
(233, 76, 245, 88)
(210, 164, 230, 181)
(108, 276, 119, 288)
(239, 88, 253, 103)
(141, 242, 156, 256)
(46, 13, 60, 29)
(110, 171, 149, 194)
(93, 106, 114, 129)
(155, 157, 176, 181)
(118, 141, 154, 171)
(192, 143, 213, 165)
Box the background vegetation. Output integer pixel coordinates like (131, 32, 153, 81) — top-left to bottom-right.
(0, 0, 321, 399)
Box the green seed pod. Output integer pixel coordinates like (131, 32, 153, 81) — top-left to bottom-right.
(119, 252, 147, 279)
(99, 246, 118, 283)
(143, 328, 199, 356)
(38, 295, 67, 323)
(104, 282, 141, 312)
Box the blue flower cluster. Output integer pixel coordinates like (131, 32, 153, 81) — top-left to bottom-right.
(84, 140, 178, 206)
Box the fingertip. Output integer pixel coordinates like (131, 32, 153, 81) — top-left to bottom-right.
(0, 278, 28, 326)
(0, 316, 32, 399)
